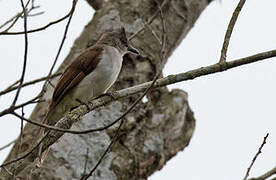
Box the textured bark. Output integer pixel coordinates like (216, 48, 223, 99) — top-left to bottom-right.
(1, 0, 211, 179)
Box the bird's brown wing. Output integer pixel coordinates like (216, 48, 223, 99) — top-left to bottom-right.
(50, 45, 103, 108)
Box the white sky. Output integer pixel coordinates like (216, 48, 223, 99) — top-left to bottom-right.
(0, 0, 276, 179)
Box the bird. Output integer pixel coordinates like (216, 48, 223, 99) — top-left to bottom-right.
(45, 26, 139, 126)
(36, 26, 139, 165)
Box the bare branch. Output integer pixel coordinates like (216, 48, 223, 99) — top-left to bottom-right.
(248, 166, 276, 180)
(0, 1, 75, 36)
(46, 0, 78, 79)
(0, 13, 22, 32)
(0, 94, 42, 117)
(219, 0, 246, 62)
(0, 0, 31, 30)
(0, 140, 16, 151)
(11, 0, 29, 107)
(0, 13, 21, 30)
(0, 73, 61, 96)
(4, 8, 41, 34)
(27, 11, 44, 17)
(3, 80, 20, 91)
(128, 0, 169, 41)
(81, 119, 124, 180)
(0, 0, 77, 117)
(0, 131, 50, 168)
(244, 133, 269, 180)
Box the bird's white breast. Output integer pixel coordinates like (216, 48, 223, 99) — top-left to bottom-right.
(72, 45, 123, 101)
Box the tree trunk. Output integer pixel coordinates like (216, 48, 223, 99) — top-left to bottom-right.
(1, 0, 212, 179)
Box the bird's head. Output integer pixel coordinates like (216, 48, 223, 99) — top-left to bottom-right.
(97, 27, 139, 55)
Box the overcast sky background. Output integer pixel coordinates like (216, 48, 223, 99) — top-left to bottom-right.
(0, 0, 276, 179)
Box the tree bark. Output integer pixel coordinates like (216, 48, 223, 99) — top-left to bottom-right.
(1, 0, 212, 179)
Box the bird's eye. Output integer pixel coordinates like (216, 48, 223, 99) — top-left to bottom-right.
(121, 37, 127, 45)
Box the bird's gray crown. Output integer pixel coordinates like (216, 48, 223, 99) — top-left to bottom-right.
(97, 27, 139, 55)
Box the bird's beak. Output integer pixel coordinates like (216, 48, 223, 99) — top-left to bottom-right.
(127, 45, 139, 55)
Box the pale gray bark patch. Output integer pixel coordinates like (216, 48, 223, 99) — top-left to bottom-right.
(52, 101, 122, 179)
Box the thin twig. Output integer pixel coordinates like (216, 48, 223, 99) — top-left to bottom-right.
(243, 133, 269, 180)
(4, 80, 20, 91)
(0, 13, 21, 30)
(11, 0, 29, 107)
(2, 15, 21, 33)
(0, 2, 74, 35)
(0, 0, 31, 30)
(219, 0, 246, 62)
(2, 2, 39, 33)
(0, 140, 16, 151)
(46, 0, 78, 82)
(81, 119, 124, 180)
(248, 166, 276, 180)
(0, 73, 61, 96)
(146, 24, 162, 45)
(128, 0, 169, 40)
(27, 11, 44, 17)
(0, 93, 42, 117)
